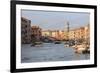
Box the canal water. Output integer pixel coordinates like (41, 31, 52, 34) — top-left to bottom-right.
(21, 43, 90, 63)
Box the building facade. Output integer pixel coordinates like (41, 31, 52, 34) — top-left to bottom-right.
(42, 25, 90, 42)
(42, 30, 52, 37)
(68, 25, 90, 44)
(21, 17, 32, 44)
(42, 30, 68, 40)
(84, 24, 90, 44)
(31, 26, 42, 41)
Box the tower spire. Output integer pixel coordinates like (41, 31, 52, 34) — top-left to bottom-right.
(66, 21, 69, 41)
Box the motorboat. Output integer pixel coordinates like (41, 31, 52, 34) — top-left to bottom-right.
(54, 41, 61, 44)
(31, 42, 43, 47)
(73, 44, 90, 54)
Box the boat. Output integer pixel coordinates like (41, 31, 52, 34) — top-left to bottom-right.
(31, 42, 43, 47)
(82, 45, 90, 54)
(73, 44, 90, 54)
(64, 40, 75, 47)
(54, 41, 61, 44)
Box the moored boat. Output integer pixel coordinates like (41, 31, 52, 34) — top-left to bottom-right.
(31, 42, 43, 47)
(73, 44, 90, 54)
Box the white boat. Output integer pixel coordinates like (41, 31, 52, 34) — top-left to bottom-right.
(73, 44, 89, 54)
(64, 44, 70, 47)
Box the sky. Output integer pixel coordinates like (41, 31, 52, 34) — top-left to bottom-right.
(21, 10, 90, 30)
